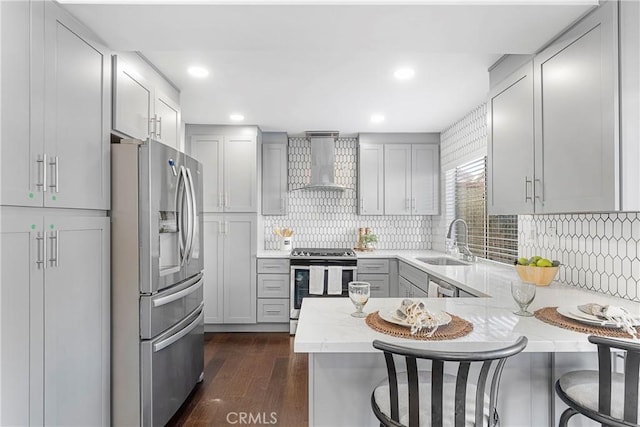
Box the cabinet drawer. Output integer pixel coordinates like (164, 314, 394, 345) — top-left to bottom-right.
(399, 262, 428, 291)
(257, 258, 290, 274)
(357, 274, 389, 298)
(257, 299, 289, 323)
(257, 274, 290, 298)
(357, 259, 390, 274)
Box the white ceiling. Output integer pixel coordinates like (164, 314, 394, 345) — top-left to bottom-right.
(62, 1, 595, 134)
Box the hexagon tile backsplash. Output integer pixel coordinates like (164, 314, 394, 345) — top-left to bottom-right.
(519, 213, 640, 301)
(262, 137, 432, 251)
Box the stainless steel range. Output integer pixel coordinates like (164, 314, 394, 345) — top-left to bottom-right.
(290, 248, 357, 334)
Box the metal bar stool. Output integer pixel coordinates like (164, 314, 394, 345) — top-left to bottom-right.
(370, 336, 528, 427)
(555, 335, 640, 427)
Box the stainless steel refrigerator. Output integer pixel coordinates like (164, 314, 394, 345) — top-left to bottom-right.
(111, 140, 204, 426)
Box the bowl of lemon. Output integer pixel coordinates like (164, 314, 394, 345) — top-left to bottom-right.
(514, 256, 560, 286)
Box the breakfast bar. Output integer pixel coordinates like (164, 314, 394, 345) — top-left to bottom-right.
(294, 257, 640, 427)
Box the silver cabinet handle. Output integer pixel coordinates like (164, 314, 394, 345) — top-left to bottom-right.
(219, 193, 224, 208)
(149, 115, 157, 138)
(265, 310, 282, 314)
(411, 197, 416, 211)
(157, 116, 162, 139)
(153, 275, 203, 307)
(404, 198, 410, 211)
(153, 306, 203, 352)
(48, 230, 59, 267)
(36, 154, 47, 192)
(534, 178, 544, 207)
(36, 232, 46, 269)
(524, 177, 533, 202)
(48, 156, 59, 193)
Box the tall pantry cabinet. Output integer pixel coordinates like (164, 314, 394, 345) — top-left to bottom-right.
(186, 125, 259, 325)
(0, 1, 110, 425)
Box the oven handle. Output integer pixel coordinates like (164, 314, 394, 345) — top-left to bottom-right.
(290, 266, 357, 271)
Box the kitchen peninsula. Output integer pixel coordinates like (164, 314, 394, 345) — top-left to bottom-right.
(294, 253, 640, 427)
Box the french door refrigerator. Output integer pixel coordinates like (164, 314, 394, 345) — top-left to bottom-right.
(111, 140, 204, 426)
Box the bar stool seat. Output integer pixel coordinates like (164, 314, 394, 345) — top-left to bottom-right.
(555, 335, 640, 427)
(373, 371, 491, 427)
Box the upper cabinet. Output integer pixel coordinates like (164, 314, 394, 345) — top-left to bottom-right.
(358, 143, 384, 215)
(487, 62, 535, 215)
(112, 53, 181, 151)
(186, 125, 258, 213)
(262, 132, 288, 216)
(533, 0, 617, 213)
(358, 133, 440, 216)
(489, 1, 640, 214)
(1, 0, 111, 210)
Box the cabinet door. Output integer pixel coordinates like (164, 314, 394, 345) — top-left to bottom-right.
(0, 213, 45, 426)
(0, 1, 44, 207)
(224, 136, 257, 212)
(191, 135, 223, 212)
(155, 91, 181, 151)
(488, 62, 535, 215)
(534, 1, 618, 213)
(262, 142, 288, 215)
(411, 144, 439, 215)
(411, 283, 429, 298)
(203, 215, 224, 324)
(358, 143, 384, 215)
(44, 2, 111, 209)
(43, 216, 110, 426)
(384, 144, 412, 215)
(223, 215, 257, 323)
(398, 276, 412, 298)
(357, 274, 389, 298)
(112, 55, 152, 141)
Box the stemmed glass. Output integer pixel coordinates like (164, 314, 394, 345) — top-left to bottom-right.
(348, 282, 371, 318)
(511, 280, 536, 317)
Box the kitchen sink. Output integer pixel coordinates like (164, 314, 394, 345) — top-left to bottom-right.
(416, 257, 470, 266)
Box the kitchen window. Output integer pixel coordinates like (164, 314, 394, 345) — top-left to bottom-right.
(445, 156, 518, 264)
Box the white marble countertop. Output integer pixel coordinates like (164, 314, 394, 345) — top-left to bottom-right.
(256, 250, 291, 258)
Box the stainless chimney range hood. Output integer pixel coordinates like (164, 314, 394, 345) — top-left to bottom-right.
(297, 131, 350, 192)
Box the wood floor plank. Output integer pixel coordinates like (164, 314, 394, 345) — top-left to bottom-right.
(167, 332, 308, 427)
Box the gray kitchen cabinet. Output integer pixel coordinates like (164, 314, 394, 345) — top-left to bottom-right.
(398, 276, 412, 298)
(1, 211, 110, 426)
(358, 143, 384, 215)
(112, 55, 152, 142)
(357, 259, 390, 297)
(154, 89, 181, 151)
(112, 54, 182, 151)
(533, 0, 618, 213)
(190, 132, 258, 213)
(487, 62, 535, 215)
(256, 257, 290, 323)
(203, 214, 257, 324)
(1, 0, 110, 210)
(384, 144, 439, 215)
(398, 261, 429, 298)
(262, 132, 288, 215)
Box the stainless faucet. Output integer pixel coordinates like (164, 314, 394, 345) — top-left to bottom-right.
(446, 219, 476, 262)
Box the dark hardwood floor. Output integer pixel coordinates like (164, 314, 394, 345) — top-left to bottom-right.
(167, 333, 308, 427)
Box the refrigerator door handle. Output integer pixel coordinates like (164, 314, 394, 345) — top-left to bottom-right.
(185, 167, 197, 264)
(182, 168, 194, 265)
(153, 307, 203, 352)
(176, 166, 188, 265)
(153, 275, 203, 308)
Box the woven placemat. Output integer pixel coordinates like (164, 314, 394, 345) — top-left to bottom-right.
(365, 311, 473, 341)
(534, 307, 639, 338)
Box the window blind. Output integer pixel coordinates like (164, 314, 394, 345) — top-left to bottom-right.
(445, 157, 518, 264)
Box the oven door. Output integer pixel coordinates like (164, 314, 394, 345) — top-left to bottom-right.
(289, 265, 357, 321)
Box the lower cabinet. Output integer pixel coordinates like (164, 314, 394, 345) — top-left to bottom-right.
(398, 261, 430, 298)
(357, 259, 391, 298)
(257, 258, 290, 323)
(203, 214, 257, 324)
(1, 211, 110, 426)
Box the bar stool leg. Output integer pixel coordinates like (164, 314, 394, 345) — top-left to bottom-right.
(559, 407, 579, 426)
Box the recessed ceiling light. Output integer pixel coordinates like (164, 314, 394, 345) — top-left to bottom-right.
(371, 114, 385, 123)
(230, 114, 245, 122)
(187, 66, 209, 78)
(394, 67, 415, 80)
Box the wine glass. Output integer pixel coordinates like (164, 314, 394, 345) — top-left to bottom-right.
(511, 280, 536, 317)
(348, 281, 371, 318)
